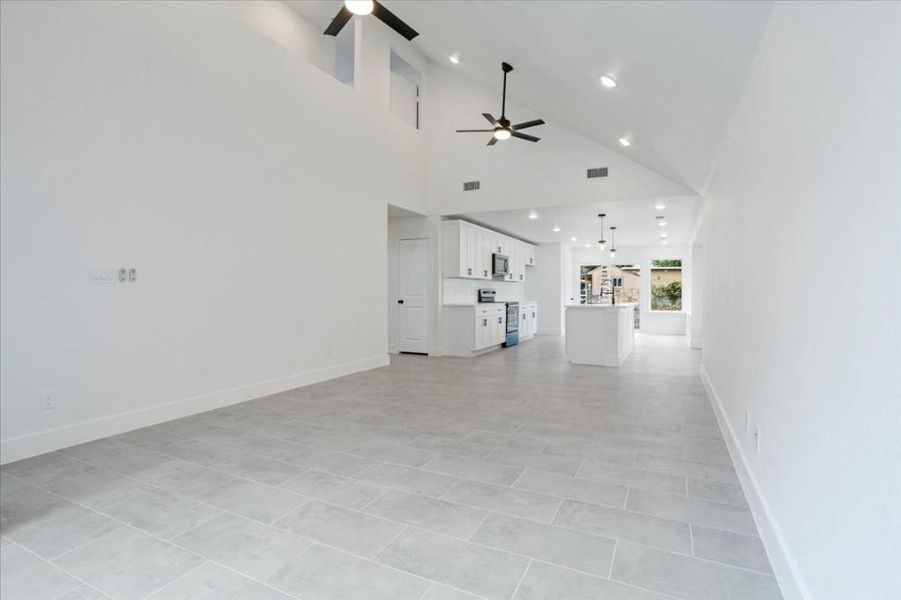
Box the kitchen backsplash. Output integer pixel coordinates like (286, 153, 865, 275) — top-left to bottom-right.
(443, 278, 525, 304)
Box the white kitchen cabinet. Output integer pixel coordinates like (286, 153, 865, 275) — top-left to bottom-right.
(520, 301, 538, 341)
(444, 304, 506, 356)
(442, 220, 536, 283)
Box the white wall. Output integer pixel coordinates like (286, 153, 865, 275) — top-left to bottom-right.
(0, 1, 427, 461)
(700, 2, 901, 598)
(570, 244, 689, 335)
(526, 243, 566, 335)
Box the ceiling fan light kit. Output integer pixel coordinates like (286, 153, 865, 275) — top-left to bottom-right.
(456, 62, 546, 146)
(324, 0, 419, 41)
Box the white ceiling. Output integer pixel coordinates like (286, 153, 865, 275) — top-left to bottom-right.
(288, 1, 773, 193)
(456, 195, 699, 248)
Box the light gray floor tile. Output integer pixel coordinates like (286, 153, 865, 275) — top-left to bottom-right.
(554, 499, 692, 554)
(351, 442, 439, 467)
(356, 462, 459, 497)
(577, 462, 687, 495)
(364, 489, 487, 538)
(514, 560, 672, 600)
(410, 436, 496, 460)
(514, 468, 627, 509)
(268, 543, 429, 600)
(55, 527, 203, 600)
(634, 454, 739, 485)
(275, 500, 403, 557)
(683, 439, 732, 466)
(691, 524, 773, 574)
(135, 460, 238, 497)
(686, 477, 748, 507)
(2, 500, 120, 559)
(158, 439, 245, 466)
(1, 453, 87, 487)
(210, 453, 304, 486)
(280, 469, 383, 510)
(442, 480, 561, 523)
(57, 585, 111, 600)
(103, 488, 223, 539)
(0, 477, 60, 528)
(483, 448, 580, 476)
(423, 455, 522, 486)
(173, 513, 313, 580)
(626, 489, 757, 535)
(377, 528, 530, 600)
(147, 561, 293, 599)
(265, 445, 375, 477)
(611, 542, 782, 600)
(0, 543, 81, 600)
(542, 442, 636, 467)
(111, 427, 184, 452)
(422, 583, 487, 599)
(40, 464, 155, 511)
(195, 478, 306, 523)
(75, 444, 175, 478)
(471, 513, 615, 576)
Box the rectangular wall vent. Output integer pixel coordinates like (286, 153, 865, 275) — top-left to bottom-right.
(587, 167, 609, 179)
(463, 180, 481, 192)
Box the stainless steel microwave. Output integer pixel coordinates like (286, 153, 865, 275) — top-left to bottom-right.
(492, 253, 509, 278)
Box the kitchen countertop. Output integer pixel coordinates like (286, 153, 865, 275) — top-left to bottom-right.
(565, 303, 636, 310)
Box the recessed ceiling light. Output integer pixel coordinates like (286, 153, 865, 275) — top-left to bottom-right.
(553, 226, 561, 232)
(570, 236, 578, 242)
(658, 221, 667, 227)
(528, 211, 538, 220)
(662, 239, 669, 245)
(585, 243, 591, 248)
(660, 232, 669, 239)
(448, 54, 460, 64)
(600, 75, 617, 88)
(344, 0, 374, 16)
(619, 137, 631, 147)
(655, 203, 666, 211)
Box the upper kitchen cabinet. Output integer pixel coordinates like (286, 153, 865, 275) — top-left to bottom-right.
(441, 220, 535, 283)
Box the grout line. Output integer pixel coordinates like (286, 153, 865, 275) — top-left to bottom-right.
(689, 522, 695, 556)
(11, 539, 121, 600)
(371, 525, 408, 561)
(508, 558, 532, 600)
(607, 539, 618, 579)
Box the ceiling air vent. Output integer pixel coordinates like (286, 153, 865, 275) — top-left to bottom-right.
(587, 167, 609, 179)
(463, 180, 481, 192)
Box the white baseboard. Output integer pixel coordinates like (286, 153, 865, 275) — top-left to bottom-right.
(0, 354, 389, 465)
(699, 363, 807, 600)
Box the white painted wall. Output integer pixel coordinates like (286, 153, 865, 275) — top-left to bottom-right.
(526, 243, 566, 335)
(569, 245, 689, 336)
(0, 1, 427, 461)
(700, 3, 901, 598)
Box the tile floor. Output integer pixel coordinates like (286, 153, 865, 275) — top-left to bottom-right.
(0, 335, 783, 600)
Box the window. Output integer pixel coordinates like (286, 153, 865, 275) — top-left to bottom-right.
(650, 259, 682, 311)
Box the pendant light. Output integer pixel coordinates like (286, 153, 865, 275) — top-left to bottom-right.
(597, 213, 607, 250)
(609, 226, 617, 260)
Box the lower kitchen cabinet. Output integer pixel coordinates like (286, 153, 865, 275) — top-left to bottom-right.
(520, 301, 538, 341)
(443, 304, 506, 356)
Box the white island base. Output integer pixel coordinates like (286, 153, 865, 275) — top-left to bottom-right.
(565, 304, 636, 367)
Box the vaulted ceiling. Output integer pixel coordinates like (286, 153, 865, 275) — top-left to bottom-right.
(289, 1, 773, 193)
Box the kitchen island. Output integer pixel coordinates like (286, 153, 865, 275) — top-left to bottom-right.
(565, 303, 636, 367)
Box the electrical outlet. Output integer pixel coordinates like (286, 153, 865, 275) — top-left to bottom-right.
(40, 390, 57, 411)
(118, 268, 128, 283)
(128, 267, 137, 282)
(753, 425, 760, 452)
(745, 411, 751, 434)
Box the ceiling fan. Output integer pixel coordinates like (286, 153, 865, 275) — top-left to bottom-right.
(456, 62, 545, 146)
(324, 1, 418, 41)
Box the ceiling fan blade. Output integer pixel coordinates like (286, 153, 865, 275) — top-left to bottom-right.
(511, 131, 540, 142)
(487, 137, 498, 146)
(512, 119, 545, 130)
(323, 6, 353, 36)
(372, 1, 419, 40)
(456, 129, 494, 133)
(482, 113, 499, 126)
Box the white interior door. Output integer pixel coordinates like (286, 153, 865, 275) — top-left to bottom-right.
(397, 238, 429, 354)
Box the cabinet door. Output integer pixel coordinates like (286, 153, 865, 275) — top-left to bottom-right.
(477, 229, 491, 279)
(463, 225, 478, 278)
(496, 314, 506, 344)
(474, 317, 486, 349)
(525, 244, 536, 267)
(530, 306, 538, 336)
